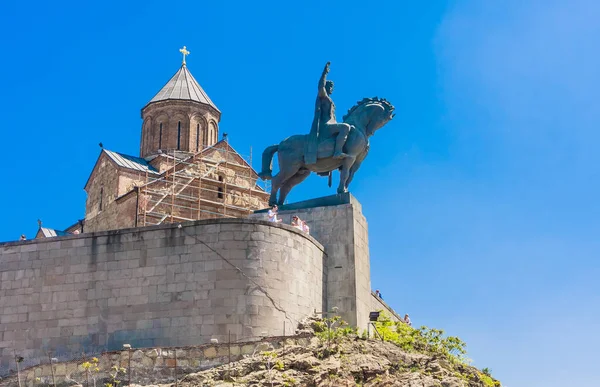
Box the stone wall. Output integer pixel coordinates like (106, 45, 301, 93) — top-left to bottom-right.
(85, 191, 138, 233)
(0, 219, 325, 375)
(251, 193, 371, 331)
(1, 335, 314, 387)
(371, 292, 403, 323)
(85, 154, 120, 223)
(84, 154, 146, 233)
(117, 170, 147, 198)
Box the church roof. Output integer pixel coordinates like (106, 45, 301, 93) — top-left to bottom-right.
(146, 65, 219, 112)
(103, 149, 159, 175)
(38, 227, 69, 238)
(84, 149, 160, 191)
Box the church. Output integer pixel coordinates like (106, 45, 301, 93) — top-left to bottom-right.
(37, 47, 270, 238)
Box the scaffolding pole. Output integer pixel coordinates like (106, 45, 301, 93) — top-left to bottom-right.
(143, 168, 148, 227)
(197, 166, 202, 219)
(137, 145, 270, 227)
(224, 148, 228, 218)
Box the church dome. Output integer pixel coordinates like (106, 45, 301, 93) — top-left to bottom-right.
(145, 64, 219, 112)
(140, 47, 221, 158)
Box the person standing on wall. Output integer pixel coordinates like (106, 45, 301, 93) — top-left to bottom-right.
(302, 220, 310, 234)
(268, 205, 282, 223)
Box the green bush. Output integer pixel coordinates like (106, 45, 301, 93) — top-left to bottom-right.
(315, 315, 356, 346)
(373, 312, 468, 363)
(479, 372, 497, 387)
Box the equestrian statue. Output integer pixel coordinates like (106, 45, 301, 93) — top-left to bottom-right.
(258, 62, 395, 206)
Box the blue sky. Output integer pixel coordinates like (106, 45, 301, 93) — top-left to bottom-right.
(1, 0, 599, 385)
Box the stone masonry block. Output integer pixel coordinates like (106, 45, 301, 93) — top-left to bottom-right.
(0, 217, 327, 374)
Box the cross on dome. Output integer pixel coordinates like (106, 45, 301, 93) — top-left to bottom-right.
(145, 46, 219, 112)
(179, 46, 190, 66)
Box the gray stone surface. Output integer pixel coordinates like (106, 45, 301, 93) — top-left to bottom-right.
(251, 193, 371, 330)
(254, 192, 351, 213)
(1, 335, 316, 387)
(371, 291, 403, 323)
(0, 218, 324, 375)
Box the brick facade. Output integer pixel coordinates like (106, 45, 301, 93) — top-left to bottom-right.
(79, 62, 267, 235)
(140, 100, 220, 158)
(84, 142, 270, 233)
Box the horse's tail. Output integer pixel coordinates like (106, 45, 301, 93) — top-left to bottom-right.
(258, 144, 279, 180)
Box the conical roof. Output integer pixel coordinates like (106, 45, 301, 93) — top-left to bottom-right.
(146, 65, 219, 112)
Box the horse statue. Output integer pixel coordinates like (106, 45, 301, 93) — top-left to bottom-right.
(258, 97, 395, 206)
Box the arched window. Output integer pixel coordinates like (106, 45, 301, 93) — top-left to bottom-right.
(209, 121, 218, 146)
(218, 175, 224, 199)
(177, 121, 181, 150)
(207, 121, 218, 146)
(158, 123, 163, 149)
(196, 123, 200, 152)
(99, 186, 104, 212)
(142, 119, 151, 152)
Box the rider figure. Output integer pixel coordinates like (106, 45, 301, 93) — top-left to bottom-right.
(305, 62, 353, 165)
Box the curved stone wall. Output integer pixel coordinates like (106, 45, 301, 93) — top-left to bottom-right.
(0, 219, 325, 374)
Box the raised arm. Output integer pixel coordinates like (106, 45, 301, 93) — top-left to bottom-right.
(318, 62, 331, 97)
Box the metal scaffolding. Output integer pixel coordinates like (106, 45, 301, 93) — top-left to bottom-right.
(138, 145, 270, 227)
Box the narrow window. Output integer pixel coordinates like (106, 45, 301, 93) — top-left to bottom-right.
(99, 187, 104, 211)
(196, 123, 200, 152)
(177, 121, 181, 150)
(158, 123, 163, 149)
(218, 176, 224, 199)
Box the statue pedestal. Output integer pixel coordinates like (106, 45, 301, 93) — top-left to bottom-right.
(253, 193, 371, 330)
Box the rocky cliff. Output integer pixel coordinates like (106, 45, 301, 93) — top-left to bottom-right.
(172, 319, 501, 387)
(0, 317, 501, 387)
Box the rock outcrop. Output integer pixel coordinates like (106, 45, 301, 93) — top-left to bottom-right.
(173, 329, 500, 387)
(0, 317, 501, 387)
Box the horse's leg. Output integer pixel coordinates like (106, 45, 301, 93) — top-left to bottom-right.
(272, 164, 301, 206)
(266, 137, 306, 206)
(278, 169, 310, 205)
(268, 175, 279, 206)
(270, 161, 302, 206)
(337, 156, 356, 194)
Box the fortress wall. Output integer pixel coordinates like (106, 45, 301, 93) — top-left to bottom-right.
(371, 292, 403, 323)
(251, 194, 371, 330)
(0, 218, 325, 374)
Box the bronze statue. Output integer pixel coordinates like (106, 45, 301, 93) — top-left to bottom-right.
(306, 62, 354, 165)
(259, 63, 395, 206)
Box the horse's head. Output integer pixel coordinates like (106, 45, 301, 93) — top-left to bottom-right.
(343, 97, 395, 137)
